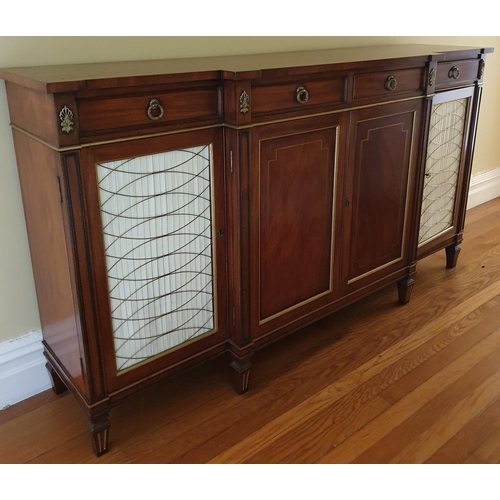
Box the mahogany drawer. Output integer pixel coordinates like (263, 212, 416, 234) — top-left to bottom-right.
(353, 67, 425, 100)
(77, 86, 221, 134)
(436, 59, 481, 89)
(251, 77, 347, 116)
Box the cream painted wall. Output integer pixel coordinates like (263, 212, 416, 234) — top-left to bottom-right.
(0, 36, 499, 343)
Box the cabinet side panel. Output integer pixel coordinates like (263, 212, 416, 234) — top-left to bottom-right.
(11, 131, 85, 393)
(6, 83, 59, 145)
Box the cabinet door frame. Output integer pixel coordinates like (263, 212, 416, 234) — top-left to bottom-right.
(78, 128, 228, 393)
(341, 98, 424, 295)
(417, 86, 476, 260)
(248, 113, 347, 341)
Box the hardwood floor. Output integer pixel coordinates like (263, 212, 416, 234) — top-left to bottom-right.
(2, 198, 500, 464)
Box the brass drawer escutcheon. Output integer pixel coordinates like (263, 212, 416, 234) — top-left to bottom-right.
(448, 66, 461, 80)
(147, 98, 164, 121)
(385, 75, 398, 91)
(295, 86, 309, 104)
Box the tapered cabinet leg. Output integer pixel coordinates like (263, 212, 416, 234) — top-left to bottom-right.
(230, 361, 252, 395)
(85, 406, 111, 457)
(397, 277, 415, 305)
(229, 348, 254, 395)
(45, 362, 68, 395)
(445, 243, 461, 269)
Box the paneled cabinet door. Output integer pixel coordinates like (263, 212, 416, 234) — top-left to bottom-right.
(79, 128, 228, 392)
(249, 114, 346, 340)
(341, 99, 423, 294)
(417, 87, 475, 256)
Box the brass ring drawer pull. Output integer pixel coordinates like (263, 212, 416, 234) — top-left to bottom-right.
(449, 66, 460, 79)
(296, 86, 309, 104)
(147, 98, 164, 120)
(385, 75, 398, 91)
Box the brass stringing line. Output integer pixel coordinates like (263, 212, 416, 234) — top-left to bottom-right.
(112, 337, 226, 380)
(207, 142, 218, 335)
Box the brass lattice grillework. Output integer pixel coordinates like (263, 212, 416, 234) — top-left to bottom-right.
(419, 98, 468, 245)
(96, 146, 215, 372)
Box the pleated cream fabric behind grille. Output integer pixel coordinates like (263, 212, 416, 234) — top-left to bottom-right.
(96, 145, 215, 372)
(419, 98, 468, 245)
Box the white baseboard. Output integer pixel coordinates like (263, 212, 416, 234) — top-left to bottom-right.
(0, 168, 499, 410)
(0, 330, 51, 410)
(467, 167, 500, 210)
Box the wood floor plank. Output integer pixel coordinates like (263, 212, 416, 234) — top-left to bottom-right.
(0, 393, 84, 463)
(379, 294, 500, 404)
(464, 426, 500, 464)
(0, 389, 59, 425)
(208, 284, 500, 464)
(242, 394, 393, 464)
(463, 198, 500, 226)
(386, 373, 500, 464)
(26, 429, 129, 464)
(424, 397, 500, 463)
(359, 346, 500, 465)
(315, 328, 500, 463)
(240, 295, 500, 463)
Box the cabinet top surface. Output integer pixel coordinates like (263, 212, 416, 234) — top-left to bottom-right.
(0, 44, 493, 94)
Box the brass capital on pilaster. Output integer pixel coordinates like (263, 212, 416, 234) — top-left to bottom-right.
(59, 105, 74, 133)
(479, 59, 486, 79)
(239, 90, 250, 114)
(428, 68, 436, 87)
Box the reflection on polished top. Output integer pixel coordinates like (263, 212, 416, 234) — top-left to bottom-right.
(0, 44, 494, 93)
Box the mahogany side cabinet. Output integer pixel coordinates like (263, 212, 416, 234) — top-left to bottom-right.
(0, 44, 493, 456)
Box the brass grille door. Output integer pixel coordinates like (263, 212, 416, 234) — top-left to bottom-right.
(96, 145, 216, 372)
(419, 90, 472, 246)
